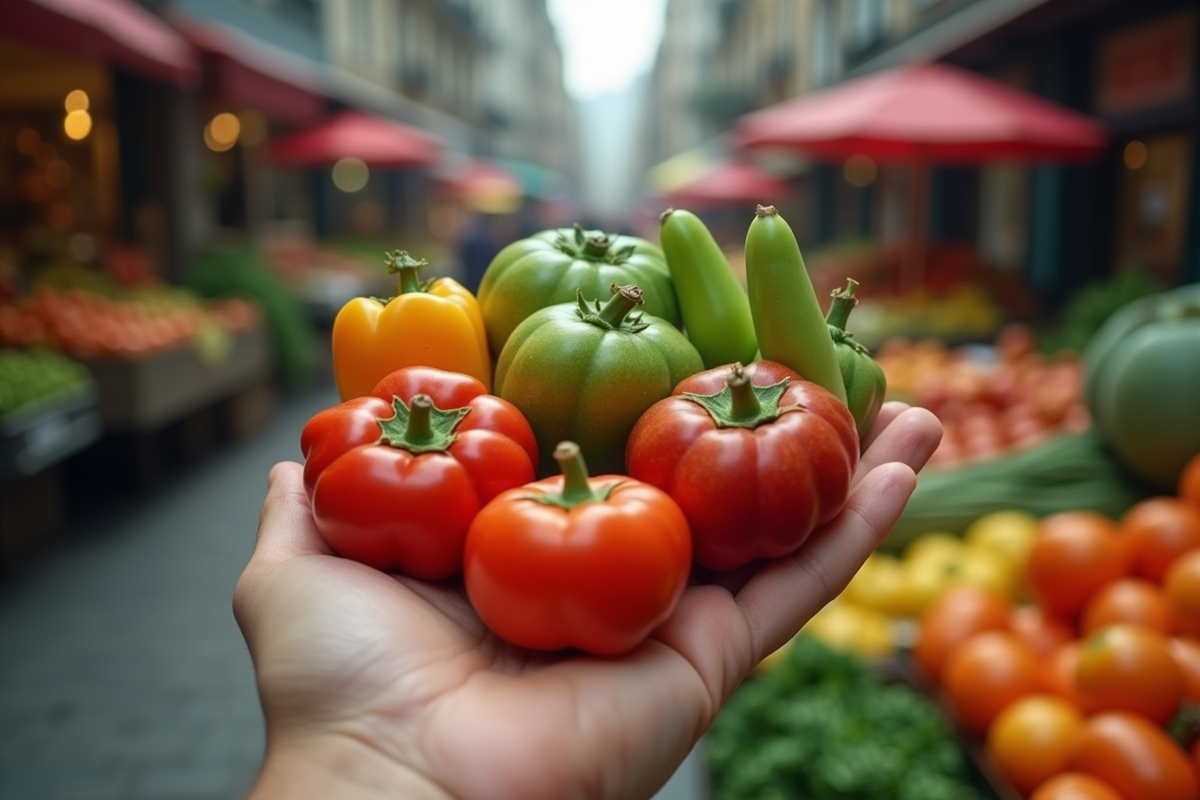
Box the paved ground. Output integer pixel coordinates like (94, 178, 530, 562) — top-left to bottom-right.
(0, 379, 707, 800)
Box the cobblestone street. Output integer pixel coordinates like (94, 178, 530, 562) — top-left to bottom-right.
(0, 379, 705, 800)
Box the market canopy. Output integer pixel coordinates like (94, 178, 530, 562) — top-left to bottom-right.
(0, 0, 198, 85)
(664, 160, 791, 207)
(734, 61, 1108, 164)
(268, 110, 442, 168)
(436, 159, 523, 213)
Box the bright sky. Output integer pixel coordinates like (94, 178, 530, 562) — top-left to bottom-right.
(546, 0, 668, 100)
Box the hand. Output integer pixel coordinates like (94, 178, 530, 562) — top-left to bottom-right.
(234, 402, 942, 800)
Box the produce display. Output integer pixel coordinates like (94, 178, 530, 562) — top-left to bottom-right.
(0, 347, 93, 418)
(311, 209, 875, 656)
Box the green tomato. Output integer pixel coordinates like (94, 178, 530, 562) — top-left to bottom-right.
(826, 279, 886, 440)
(494, 284, 702, 477)
(478, 225, 680, 358)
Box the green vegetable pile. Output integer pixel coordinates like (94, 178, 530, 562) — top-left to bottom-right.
(0, 348, 92, 418)
(707, 636, 989, 800)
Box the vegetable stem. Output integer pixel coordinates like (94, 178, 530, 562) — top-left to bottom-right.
(826, 279, 860, 332)
(727, 366, 762, 420)
(384, 250, 428, 295)
(597, 284, 644, 328)
(405, 394, 435, 443)
(556, 442, 598, 504)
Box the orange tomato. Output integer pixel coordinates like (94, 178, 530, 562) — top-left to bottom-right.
(1076, 624, 1184, 724)
(912, 586, 1011, 682)
(1165, 550, 1200, 636)
(987, 694, 1084, 796)
(1044, 640, 1086, 707)
(1168, 636, 1200, 704)
(1028, 512, 1127, 618)
(1180, 452, 1200, 511)
(941, 631, 1044, 734)
(1071, 712, 1199, 800)
(1081, 578, 1176, 636)
(1010, 604, 1074, 657)
(1119, 498, 1200, 582)
(1030, 773, 1126, 800)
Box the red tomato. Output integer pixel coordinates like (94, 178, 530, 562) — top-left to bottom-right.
(1076, 624, 1184, 724)
(1027, 512, 1128, 618)
(913, 586, 1011, 682)
(464, 441, 691, 656)
(1030, 773, 1125, 800)
(1081, 578, 1176, 636)
(941, 631, 1044, 734)
(987, 694, 1084, 796)
(1168, 636, 1200, 704)
(1010, 604, 1074, 657)
(1119, 498, 1200, 582)
(1070, 712, 1199, 800)
(1165, 551, 1200, 636)
(301, 367, 538, 579)
(1044, 640, 1086, 707)
(625, 360, 858, 571)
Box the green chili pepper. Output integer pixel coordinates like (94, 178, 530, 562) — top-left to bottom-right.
(827, 278, 887, 439)
(658, 208, 758, 369)
(745, 205, 847, 404)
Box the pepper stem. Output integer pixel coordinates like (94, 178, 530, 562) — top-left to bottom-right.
(405, 394, 435, 443)
(727, 365, 762, 419)
(597, 284, 644, 328)
(555, 442, 595, 505)
(826, 278, 860, 332)
(384, 250, 428, 295)
(582, 233, 611, 259)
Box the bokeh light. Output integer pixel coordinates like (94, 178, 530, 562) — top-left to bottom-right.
(332, 157, 370, 192)
(1123, 140, 1147, 169)
(844, 154, 878, 187)
(205, 112, 241, 152)
(63, 110, 92, 140)
(64, 90, 89, 112)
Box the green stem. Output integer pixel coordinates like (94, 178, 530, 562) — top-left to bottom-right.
(383, 250, 428, 295)
(826, 278, 860, 332)
(555, 442, 595, 505)
(727, 366, 762, 419)
(582, 234, 611, 259)
(597, 284, 644, 328)
(405, 394, 434, 443)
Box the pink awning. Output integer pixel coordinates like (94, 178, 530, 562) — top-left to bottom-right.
(665, 160, 791, 207)
(268, 110, 442, 167)
(0, 0, 197, 86)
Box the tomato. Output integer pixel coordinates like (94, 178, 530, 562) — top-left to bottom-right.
(941, 631, 1044, 734)
(1076, 624, 1184, 723)
(1181, 452, 1200, 511)
(1119, 498, 1200, 582)
(1030, 773, 1125, 800)
(463, 441, 691, 656)
(1070, 712, 1200, 800)
(1010, 604, 1074, 657)
(1168, 636, 1200, 704)
(625, 360, 858, 571)
(912, 586, 1011, 681)
(988, 694, 1084, 796)
(1165, 550, 1200, 636)
(1081, 578, 1176, 636)
(301, 367, 538, 579)
(1027, 511, 1128, 618)
(1043, 640, 1086, 707)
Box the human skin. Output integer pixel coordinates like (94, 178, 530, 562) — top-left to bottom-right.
(234, 401, 942, 800)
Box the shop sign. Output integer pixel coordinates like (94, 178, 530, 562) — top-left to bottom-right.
(1096, 10, 1195, 116)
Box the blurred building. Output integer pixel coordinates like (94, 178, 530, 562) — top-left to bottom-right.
(0, 0, 579, 285)
(639, 0, 1198, 300)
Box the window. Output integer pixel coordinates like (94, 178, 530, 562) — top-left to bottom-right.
(811, 0, 840, 87)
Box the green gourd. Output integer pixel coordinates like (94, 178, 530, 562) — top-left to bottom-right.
(826, 279, 886, 440)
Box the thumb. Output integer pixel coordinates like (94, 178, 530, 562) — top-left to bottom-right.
(253, 461, 335, 567)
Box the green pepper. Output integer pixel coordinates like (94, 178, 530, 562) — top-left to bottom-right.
(827, 278, 886, 439)
(745, 205, 847, 404)
(477, 225, 680, 358)
(659, 208, 758, 369)
(494, 284, 703, 476)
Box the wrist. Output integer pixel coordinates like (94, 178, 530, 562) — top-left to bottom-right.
(248, 730, 452, 800)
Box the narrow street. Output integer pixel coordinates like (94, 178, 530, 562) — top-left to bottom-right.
(0, 379, 705, 800)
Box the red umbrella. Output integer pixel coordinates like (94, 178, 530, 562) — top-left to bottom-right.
(665, 160, 791, 207)
(269, 110, 441, 167)
(435, 159, 523, 213)
(734, 62, 1108, 284)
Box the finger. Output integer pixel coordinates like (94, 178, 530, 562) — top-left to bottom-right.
(859, 401, 908, 451)
(253, 461, 334, 566)
(735, 462, 917, 661)
(853, 406, 942, 487)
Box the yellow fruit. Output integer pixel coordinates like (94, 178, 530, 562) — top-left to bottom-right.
(804, 601, 895, 660)
(845, 554, 915, 616)
(904, 532, 965, 569)
(904, 557, 959, 614)
(956, 546, 1016, 597)
(965, 510, 1039, 568)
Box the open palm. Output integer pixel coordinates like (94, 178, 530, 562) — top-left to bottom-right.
(234, 402, 941, 800)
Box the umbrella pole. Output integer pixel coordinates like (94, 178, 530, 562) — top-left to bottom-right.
(905, 157, 928, 292)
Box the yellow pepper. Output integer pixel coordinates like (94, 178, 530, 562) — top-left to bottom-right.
(331, 251, 491, 400)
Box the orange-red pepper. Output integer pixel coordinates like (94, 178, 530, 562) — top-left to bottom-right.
(331, 251, 491, 400)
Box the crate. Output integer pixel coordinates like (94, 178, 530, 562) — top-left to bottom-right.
(0, 386, 102, 479)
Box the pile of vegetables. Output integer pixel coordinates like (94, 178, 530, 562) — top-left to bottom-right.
(304, 204, 884, 656)
(708, 634, 989, 800)
(0, 347, 93, 418)
(912, 454, 1200, 800)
